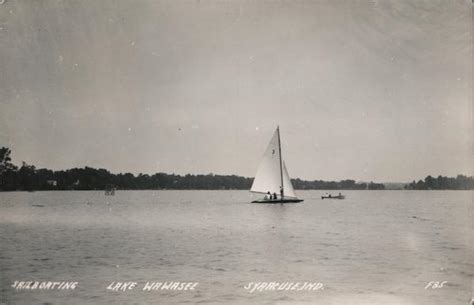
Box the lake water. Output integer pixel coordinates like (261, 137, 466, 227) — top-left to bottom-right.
(0, 190, 472, 305)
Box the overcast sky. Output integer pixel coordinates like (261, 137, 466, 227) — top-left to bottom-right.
(0, 0, 472, 182)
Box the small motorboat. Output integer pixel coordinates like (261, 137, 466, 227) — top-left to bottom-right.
(321, 193, 345, 200)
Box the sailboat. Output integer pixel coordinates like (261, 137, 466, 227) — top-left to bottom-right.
(250, 126, 303, 203)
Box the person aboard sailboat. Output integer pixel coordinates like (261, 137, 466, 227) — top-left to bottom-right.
(264, 191, 271, 200)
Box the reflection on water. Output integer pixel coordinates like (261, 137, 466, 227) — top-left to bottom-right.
(0, 190, 472, 304)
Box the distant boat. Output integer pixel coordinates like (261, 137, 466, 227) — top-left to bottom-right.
(250, 126, 303, 203)
(321, 193, 345, 200)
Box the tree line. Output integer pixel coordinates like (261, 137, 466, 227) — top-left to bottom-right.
(404, 175, 474, 190)
(0, 146, 387, 191)
(292, 178, 384, 190)
(3, 145, 471, 191)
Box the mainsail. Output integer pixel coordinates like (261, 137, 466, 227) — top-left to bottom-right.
(250, 127, 298, 199)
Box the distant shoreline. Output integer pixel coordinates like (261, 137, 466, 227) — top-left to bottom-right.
(1, 147, 473, 191)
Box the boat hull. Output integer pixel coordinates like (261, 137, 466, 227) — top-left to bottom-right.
(252, 198, 304, 203)
(321, 195, 345, 200)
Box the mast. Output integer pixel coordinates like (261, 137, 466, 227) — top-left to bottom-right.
(277, 126, 284, 199)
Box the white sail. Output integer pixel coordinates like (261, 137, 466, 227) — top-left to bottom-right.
(282, 162, 297, 198)
(250, 128, 298, 199)
(250, 129, 282, 195)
